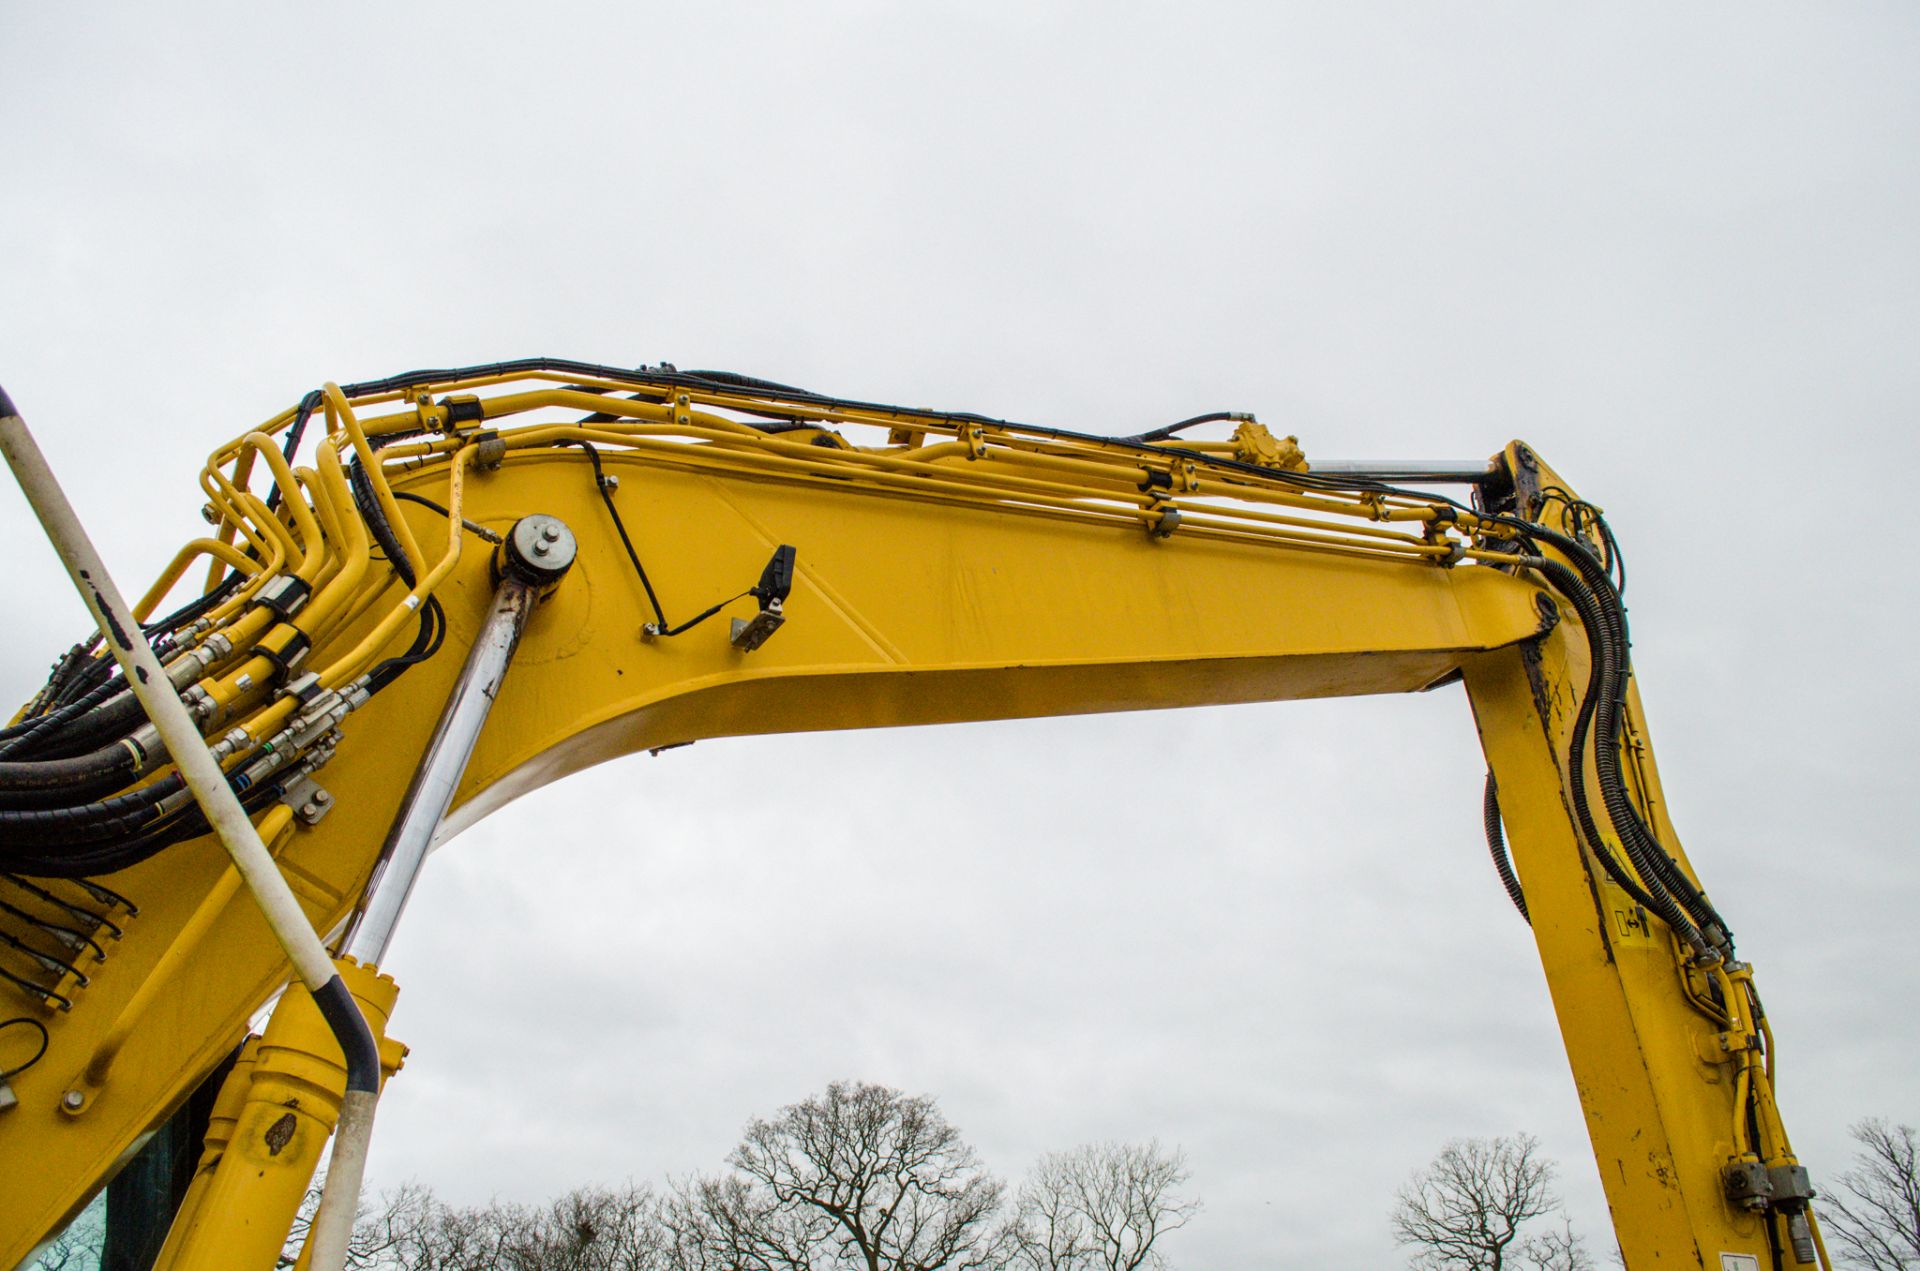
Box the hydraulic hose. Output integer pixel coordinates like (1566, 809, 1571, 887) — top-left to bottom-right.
(1528, 555, 1708, 955)
(0, 774, 186, 845)
(1525, 523, 1733, 947)
(3, 689, 146, 761)
(0, 675, 129, 756)
(1482, 773, 1530, 923)
(0, 743, 143, 809)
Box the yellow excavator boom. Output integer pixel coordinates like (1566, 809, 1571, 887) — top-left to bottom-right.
(0, 362, 1829, 1268)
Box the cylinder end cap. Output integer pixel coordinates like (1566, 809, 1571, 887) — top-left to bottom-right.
(498, 514, 577, 591)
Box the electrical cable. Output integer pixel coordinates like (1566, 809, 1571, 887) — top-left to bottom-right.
(649, 590, 753, 639)
(0, 1015, 49, 1080)
(366, 597, 446, 696)
(560, 440, 668, 631)
(391, 491, 502, 544)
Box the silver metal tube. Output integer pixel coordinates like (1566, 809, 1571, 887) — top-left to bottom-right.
(1308, 460, 1493, 483)
(341, 577, 539, 964)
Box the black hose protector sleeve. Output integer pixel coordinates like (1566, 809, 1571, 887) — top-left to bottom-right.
(348, 459, 417, 589)
(0, 744, 138, 803)
(0, 775, 185, 843)
(1482, 773, 1530, 923)
(311, 975, 382, 1094)
(0, 773, 282, 878)
(1532, 558, 1705, 949)
(1533, 532, 1731, 941)
(49, 642, 123, 711)
(10, 690, 146, 762)
(0, 680, 121, 755)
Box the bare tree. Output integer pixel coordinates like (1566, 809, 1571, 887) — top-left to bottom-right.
(1392, 1134, 1566, 1271)
(671, 1080, 1008, 1271)
(284, 1180, 666, 1271)
(26, 1202, 103, 1271)
(1823, 1119, 1920, 1270)
(1518, 1216, 1594, 1271)
(281, 1179, 432, 1269)
(662, 1174, 817, 1271)
(1009, 1141, 1197, 1271)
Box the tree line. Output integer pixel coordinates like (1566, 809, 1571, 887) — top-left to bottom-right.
(29, 1085, 1915, 1268)
(283, 1080, 1198, 1271)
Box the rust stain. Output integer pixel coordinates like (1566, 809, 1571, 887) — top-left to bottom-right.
(264, 1112, 297, 1156)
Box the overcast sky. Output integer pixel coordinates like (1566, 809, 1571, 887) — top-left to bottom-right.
(4, 3, 1917, 1265)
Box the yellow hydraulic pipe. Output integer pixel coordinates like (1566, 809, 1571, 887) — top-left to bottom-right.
(130, 539, 264, 623)
(324, 384, 425, 582)
(315, 443, 475, 687)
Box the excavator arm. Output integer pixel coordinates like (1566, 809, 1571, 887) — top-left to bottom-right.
(0, 362, 1826, 1268)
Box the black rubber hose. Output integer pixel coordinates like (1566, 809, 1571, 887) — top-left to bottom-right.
(1492, 518, 1726, 924)
(0, 674, 128, 756)
(264, 390, 321, 513)
(4, 690, 147, 762)
(1526, 524, 1732, 945)
(1482, 773, 1530, 923)
(141, 570, 243, 639)
(1125, 412, 1249, 444)
(47, 648, 119, 711)
(0, 744, 141, 809)
(0, 774, 280, 878)
(1530, 557, 1706, 953)
(0, 775, 185, 845)
(365, 597, 445, 696)
(347, 458, 417, 589)
(31, 640, 102, 715)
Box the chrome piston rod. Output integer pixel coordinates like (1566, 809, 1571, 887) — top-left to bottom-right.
(341, 514, 576, 964)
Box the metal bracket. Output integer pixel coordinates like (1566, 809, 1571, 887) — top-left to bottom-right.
(282, 774, 335, 826)
(731, 598, 785, 652)
(474, 431, 507, 471)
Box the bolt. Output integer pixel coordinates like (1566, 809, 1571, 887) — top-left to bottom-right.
(600, 475, 620, 492)
(313, 789, 332, 806)
(301, 801, 320, 818)
(63, 1090, 85, 1110)
(539, 524, 560, 543)
(532, 541, 551, 557)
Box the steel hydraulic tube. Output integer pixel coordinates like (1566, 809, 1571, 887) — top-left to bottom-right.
(340, 514, 576, 964)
